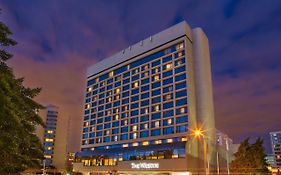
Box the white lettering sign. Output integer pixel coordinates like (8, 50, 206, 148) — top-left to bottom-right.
(131, 162, 159, 169)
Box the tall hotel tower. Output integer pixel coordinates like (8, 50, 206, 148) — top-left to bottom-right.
(74, 21, 217, 174)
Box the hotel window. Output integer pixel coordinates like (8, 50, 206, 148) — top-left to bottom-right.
(163, 77, 173, 85)
(176, 98, 187, 106)
(141, 85, 149, 92)
(152, 75, 160, 81)
(175, 74, 186, 82)
(164, 118, 173, 126)
(152, 89, 161, 96)
(163, 63, 172, 70)
(124, 71, 130, 77)
(123, 78, 130, 85)
(163, 85, 173, 93)
(121, 119, 128, 126)
(152, 67, 160, 74)
(112, 135, 118, 141)
(155, 140, 162, 144)
(141, 78, 150, 85)
(141, 71, 149, 78)
(132, 125, 138, 131)
(176, 90, 187, 98)
(163, 70, 173, 78)
(122, 91, 129, 98)
(163, 56, 172, 63)
(132, 75, 139, 81)
(167, 138, 173, 143)
(85, 104, 90, 109)
(142, 141, 149, 146)
(104, 123, 111, 129)
(140, 123, 149, 130)
(131, 88, 139, 95)
(104, 130, 110, 136)
(153, 121, 160, 128)
(163, 101, 174, 109)
(109, 71, 114, 77)
(152, 60, 160, 67)
(140, 131, 149, 138)
(115, 88, 121, 94)
(114, 94, 120, 100)
(141, 92, 149, 99)
(163, 127, 174, 135)
(132, 68, 139, 75)
(176, 125, 188, 133)
(131, 117, 138, 124)
(175, 66, 186, 74)
(163, 94, 173, 101)
(121, 134, 128, 140)
(115, 75, 121, 81)
(175, 82, 186, 90)
(107, 78, 113, 84)
(152, 96, 161, 104)
(140, 115, 149, 122)
(175, 58, 185, 66)
(122, 105, 129, 111)
(112, 128, 119, 134)
(106, 97, 112, 103)
(152, 82, 161, 89)
(142, 64, 149, 71)
(96, 138, 101, 143)
(152, 105, 160, 112)
(130, 133, 138, 139)
(115, 81, 121, 87)
(87, 87, 92, 92)
(152, 113, 161, 120)
(176, 116, 188, 124)
(113, 108, 120, 114)
(121, 112, 128, 118)
(175, 51, 185, 58)
(176, 43, 184, 50)
(122, 98, 129, 104)
(151, 129, 161, 136)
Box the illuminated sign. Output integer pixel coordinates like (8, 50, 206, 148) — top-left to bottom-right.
(131, 162, 159, 169)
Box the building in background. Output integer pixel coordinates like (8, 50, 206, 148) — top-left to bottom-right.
(74, 21, 232, 174)
(35, 104, 68, 173)
(270, 131, 281, 171)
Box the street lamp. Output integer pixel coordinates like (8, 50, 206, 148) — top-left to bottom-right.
(192, 129, 209, 175)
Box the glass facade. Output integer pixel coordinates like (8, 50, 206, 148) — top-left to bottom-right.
(82, 41, 188, 151)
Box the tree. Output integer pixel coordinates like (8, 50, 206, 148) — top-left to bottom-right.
(230, 138, 269, 174)
(0, 10, 45, 174)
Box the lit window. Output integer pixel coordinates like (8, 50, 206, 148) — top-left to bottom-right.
(133, 81, 139, 88)
(155, 68, 159, 73)
(127, 65, 130, 70)
(96, 77, 99, 82)
(155, 121, 160, 128)
(132, 68, 139, 74)
(167, 138, 173, 143)
(168, 118, 172, 125)
(176, 43, 184, 50)
(165, 63, 172, 70)
(87, 87, 92, 92)
(45, 138, 54, 142)
(180, 107, 186, 114)
(145, 108, 149, 114)
(143, 71, 149, 77)
(133, 133, 137, 139)
(44, 155, 52, 159)
(178, 52, 183, 57)
(132, 125, 138, 131)
(115, 88, 121, 93)
(155, 140, 162, 144)
(47, 130, 53, 134)
(105, 130, 110, 135)
(144, 123, 148, 129)
(107, 97, 112, 102)
(114, 114, 119, 120)
(85, 122, 89, 127)
(91, 127, 95, 131)
(132, 142, 138, 147)
(142, 141, 149, 146)
(105, 110, 111, 116)
(123, 144, 128, 148)
(153, 75, 160, 81)
(154, 105, 160, 111)
(164, 94, 172, 101)
(119, 157, 123, 161)
(47, 147, 52, 150)
(181, 137, 187, 142)
(114, 136, 118, 141)
(85, 104, 90, 109)
(109, 71, 114, 77)
(115, 75, 121, 81)
(124, 120, 128, 126)
(172, 154, 179, 158)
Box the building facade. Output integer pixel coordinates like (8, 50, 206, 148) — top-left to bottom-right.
(35, 104, 68, 172)
(270, 131, 281, 169)
(74, 21, 219, 174)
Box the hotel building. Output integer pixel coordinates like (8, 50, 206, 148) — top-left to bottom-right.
(74, 21, 221, 174)
(270, 131, 281, 169)
(35, 105, 68, 172)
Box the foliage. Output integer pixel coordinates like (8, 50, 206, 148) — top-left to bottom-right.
(0, 10, 45, 174)
(230, 138, 269, 174)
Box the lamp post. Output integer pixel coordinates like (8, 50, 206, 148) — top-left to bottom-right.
(193, 129, 209, 175)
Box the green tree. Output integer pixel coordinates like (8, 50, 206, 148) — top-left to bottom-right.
(0, 10, 45, 174)
(230, 138, 269, 174)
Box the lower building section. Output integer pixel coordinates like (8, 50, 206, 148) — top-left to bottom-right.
(73, 158, 191, 175)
